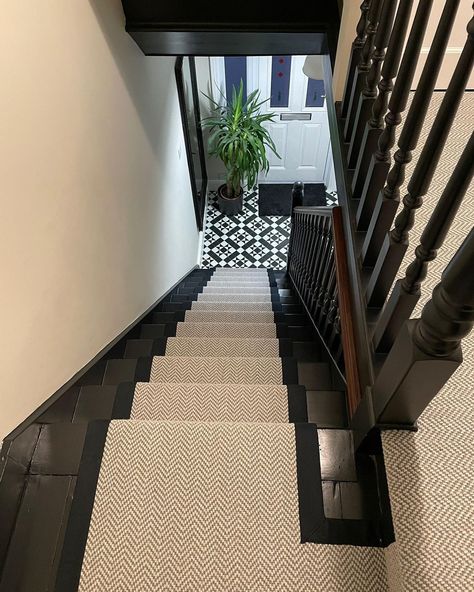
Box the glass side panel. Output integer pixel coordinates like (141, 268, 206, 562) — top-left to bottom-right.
(224, 56, 247, 104)
(305, 79, 325, 107)
(270, 56, 292, 108)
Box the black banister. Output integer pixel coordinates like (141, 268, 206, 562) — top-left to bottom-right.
(341, 1, 373, 118)
(366, 14, 474, 308)
(361, 0, 461, 268)
(373, 228, 474, 425)
(347, 0, 398, 168)
(373, 131, 474, 352)
(355, 0, 434, 230)
(352, 0, 414, 199)
(288, 206, 363, 416)
(344, 0, 383, 142)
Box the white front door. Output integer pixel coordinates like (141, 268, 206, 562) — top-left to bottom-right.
(248, 55, 331, 183)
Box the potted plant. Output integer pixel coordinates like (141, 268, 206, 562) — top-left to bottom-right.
(202, 81, 280, 215)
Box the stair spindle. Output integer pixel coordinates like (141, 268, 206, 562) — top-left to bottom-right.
(361, 0, 462, 267)
(347, 0, 398, 168)
(374, 131, 474, 352)
(373, 228, 474, 425)
(344, 0, 383, 142)
(355, 0, 434, 230)
(352, 0, 414, 198)
(366, 16, 474, 307)
(341, 1, 373, 118)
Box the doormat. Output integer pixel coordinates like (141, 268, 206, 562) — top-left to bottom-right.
(258, 183, 326, 216)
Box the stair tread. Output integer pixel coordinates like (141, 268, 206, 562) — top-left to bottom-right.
(55, 421, 387, 591)
(150, 355, 292, 384)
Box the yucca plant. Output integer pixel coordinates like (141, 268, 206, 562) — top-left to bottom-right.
(202, 81, 280, 200)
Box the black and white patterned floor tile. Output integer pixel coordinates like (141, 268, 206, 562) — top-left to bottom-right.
(326, 191, 338, 207)
(201, 190, 291, 269)
(201, 188, 339, 269)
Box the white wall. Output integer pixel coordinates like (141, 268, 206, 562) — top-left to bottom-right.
(0, 0, 201, 438)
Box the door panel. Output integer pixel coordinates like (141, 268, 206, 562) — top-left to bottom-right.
(267, 123, 288, 169)
(299, 124, 321, 168)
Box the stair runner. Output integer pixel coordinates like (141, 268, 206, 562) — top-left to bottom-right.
(55, 268, 390, 591)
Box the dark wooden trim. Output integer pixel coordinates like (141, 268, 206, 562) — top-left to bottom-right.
(175, 57, 206, 230)
(189, 56, 208, 222)
(287, 273, 346, 387)
(331, 207, 362, 417)
(324, 56, 375, 389)
(3, 265, 199, 442)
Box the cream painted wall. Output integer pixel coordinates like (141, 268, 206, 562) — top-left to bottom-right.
(0, 0, 201, 438)
(332, 1, 473, 101)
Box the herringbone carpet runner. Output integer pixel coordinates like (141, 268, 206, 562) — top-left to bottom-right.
(56, 268, 389, 591)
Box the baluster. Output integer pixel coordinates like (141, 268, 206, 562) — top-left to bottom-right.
(315, 244, 335, 322)
(303, 216, 324, 302)
(322, 269, 338, 336)
(347, 0, 398, 168)
(362, 0, 462, 267)
(310, 218, 332, 314)
(373, 131, 474, 351)
(341, 1, 373, 118)
(326, 286, 339, 344)
(352, 0, 414, 198)
(366, 17, 474, 307)
(302, 216, 317, 301)
(292, 213, 303, 278)
(328, 306, 341, 350)
(356, 0, 434, 230)
(344, 0, 383, 141)
(373, 228, 474, 425)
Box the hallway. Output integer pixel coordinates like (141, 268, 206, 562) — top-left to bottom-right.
(201, 188, 338, 269)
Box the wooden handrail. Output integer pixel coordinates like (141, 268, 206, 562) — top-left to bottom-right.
(331, 207, 362, 416)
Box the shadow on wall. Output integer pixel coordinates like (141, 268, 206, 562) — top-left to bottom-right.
(88, 0, 174, 158)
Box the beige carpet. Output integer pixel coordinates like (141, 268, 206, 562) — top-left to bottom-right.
(164, 337, 281, 357)
(382, 92, 474, 590)
(198, 293, 274, 302)
(150, 356, 284, 384)
(131, 383, 290, 422)
(184, 310, 275, 323)
(191, 301, 275, 311)
(175, 322, 277, 338)
(78, 421, 389, 592)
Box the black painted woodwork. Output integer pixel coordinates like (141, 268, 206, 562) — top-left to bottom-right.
(341, 1, 372, 118)
(373, 228, 474, 425)
(373, 131, 474, 352)
(121, 1, 340, 57)
(356, 0, 434, 231)
(366, 15, 474, 308)
(175, 57, 207, 230)
(361, 0, 461, 268)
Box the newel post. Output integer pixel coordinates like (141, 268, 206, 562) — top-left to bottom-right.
(373, 228, 474, 426)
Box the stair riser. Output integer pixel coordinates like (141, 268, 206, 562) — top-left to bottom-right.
(123, 337, 321, 360)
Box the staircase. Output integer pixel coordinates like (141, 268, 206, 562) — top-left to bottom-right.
(29, 266, 390, 591)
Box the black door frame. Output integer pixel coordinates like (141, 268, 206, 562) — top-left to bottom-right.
(175, 56, 208, 231)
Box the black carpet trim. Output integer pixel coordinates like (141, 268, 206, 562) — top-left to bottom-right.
(281, 357, 298, 384)
(135, 357, 153, 381)
(287, 386, 308, 422)
(295, 423, 326, 543)
(111, 382, 135, 419)
(151, 337, 168, 356)
(54, 420, 109, 592)
(278, 338, 293, 357)
(294, 424, 385, 547)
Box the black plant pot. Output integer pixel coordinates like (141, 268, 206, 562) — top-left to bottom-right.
(217, 184, 244, 216)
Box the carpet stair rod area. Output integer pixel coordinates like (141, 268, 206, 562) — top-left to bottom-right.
(0, 267, 395, 592)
